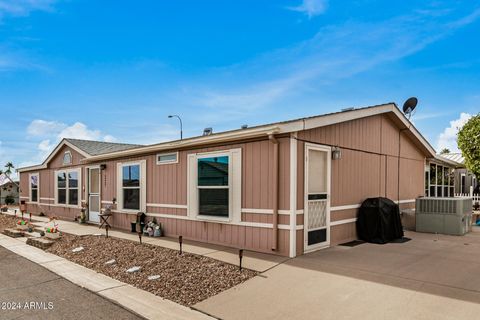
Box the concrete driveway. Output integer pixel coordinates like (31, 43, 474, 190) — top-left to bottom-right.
(195, 229, 480, 320)
(0, 246, 143, 320)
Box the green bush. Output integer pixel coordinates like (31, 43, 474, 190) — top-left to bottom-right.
(4, 195, 15, 205)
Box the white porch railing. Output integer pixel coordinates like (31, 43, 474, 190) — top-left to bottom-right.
(454, 186, 480, 204)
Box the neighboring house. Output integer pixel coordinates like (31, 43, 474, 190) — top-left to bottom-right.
(17, 103, 436, 257)
(438, 153, 478, 195)
(0, 180, 20, 205)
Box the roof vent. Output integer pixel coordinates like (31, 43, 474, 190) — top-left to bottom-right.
(241, 124, 248, 129)
(203, 128, 213, 136)
(341, 107, 355, 112)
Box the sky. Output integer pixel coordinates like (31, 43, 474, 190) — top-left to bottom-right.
(0, 0, 479, 176)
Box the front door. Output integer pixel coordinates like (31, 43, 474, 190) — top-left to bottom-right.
(88, 168, 101, 223)
(304, 144, 331, 252)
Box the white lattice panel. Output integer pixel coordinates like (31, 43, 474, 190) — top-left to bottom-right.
(308, 200, 327, 229)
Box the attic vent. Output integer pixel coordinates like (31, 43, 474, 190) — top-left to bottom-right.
(241, 124, 248, 129)
(203, 128, 213, 136)
(341, 107, 355, 112)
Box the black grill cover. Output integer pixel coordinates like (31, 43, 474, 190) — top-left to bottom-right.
(357, 197, 404, 244)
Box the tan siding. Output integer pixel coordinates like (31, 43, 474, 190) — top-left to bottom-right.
(296, 114, 427, 249)
(48, 145, 85, 169)
(331, 208, 357, 222)
(331, 222, 356, 245)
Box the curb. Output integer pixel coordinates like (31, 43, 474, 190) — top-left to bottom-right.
(0, 233, 213, 320)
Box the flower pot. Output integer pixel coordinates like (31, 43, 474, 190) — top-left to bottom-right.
(45, 232, 60, 239)
(17, 224, 28, 231)
(154, 228, 161, 237)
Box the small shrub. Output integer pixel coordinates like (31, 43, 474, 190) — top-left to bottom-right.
(4, 195, 15, 205)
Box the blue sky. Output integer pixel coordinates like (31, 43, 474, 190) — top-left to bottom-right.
(0, 0, 479, 173)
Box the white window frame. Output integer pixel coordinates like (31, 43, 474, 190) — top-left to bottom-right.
(187, 148, 241, 223)
(117, 160, 146, 213)
(54, 168, 82, 207)
(63, 151, 73, 165)
(29, 173, 39, 203)
(156, 152, 179, 165)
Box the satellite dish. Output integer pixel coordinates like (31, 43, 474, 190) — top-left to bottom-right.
(402, 97, 418, 118)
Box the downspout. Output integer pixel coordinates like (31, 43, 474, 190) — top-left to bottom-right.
(269, 133, 279, 251)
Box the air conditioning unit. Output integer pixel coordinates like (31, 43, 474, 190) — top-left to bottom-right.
(416, 197, 473, 235)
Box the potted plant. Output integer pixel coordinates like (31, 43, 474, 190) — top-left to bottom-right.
(79, 202, 87, 224)
(45, 226, 60, 239)
(16, 219, 29, 231)
(45, 217, 60, 239)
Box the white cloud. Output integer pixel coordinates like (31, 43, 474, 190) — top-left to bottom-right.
(287, 0, 328, 18)
(25, 119, 117, 158)
(186, 7, 480, 120)
(27, 120, 66, 136)
(0, 0, 57, 18)
(57, 122, 102, 141)
(436, 113, 472, 153)
(38, 139, 52, 151)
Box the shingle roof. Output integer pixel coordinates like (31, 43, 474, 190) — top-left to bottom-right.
(65, 138, 143, 156)
(438, 153, 464, 164)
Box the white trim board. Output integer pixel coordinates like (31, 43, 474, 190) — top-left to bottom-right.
(330, 218, 357, 226)
(147, 203, 188, 209)
(289, 132, 298, 258)
(330, 199, 416, 212)
(241, 208, 303, 215)
(144, 212, 304, 230)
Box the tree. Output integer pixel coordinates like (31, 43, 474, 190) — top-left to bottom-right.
(458, 114, 480, 177)
(0, 162, 19, 188)
(440, 148, 451, 155)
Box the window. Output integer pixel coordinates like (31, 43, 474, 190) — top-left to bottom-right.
(122, 164, 140, 210)
(198, 156, 229, 217)
(56, 169, 81, 206)
(117, 161, 145, 212)
(461, 174, 466, 194)
(427, 163, 455, 197)
(30, 173, 39, 202)
(187, 149, 242, 222)
(63, 151, 72, 165)
(156, 152, 178, 165)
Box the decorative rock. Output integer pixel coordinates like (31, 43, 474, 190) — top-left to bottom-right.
(148, 275, 160, 280)
(72, 246, 84, 253)
(126, 266, 141, 273)
(105, 259, 116, 265)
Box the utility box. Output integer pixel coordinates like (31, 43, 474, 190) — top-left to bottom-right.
(416, 197, 473, 236)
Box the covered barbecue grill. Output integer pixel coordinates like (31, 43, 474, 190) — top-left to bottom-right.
(357, 197, 404, 244)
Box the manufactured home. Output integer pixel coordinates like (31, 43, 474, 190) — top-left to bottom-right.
(18, 103, 436, 257)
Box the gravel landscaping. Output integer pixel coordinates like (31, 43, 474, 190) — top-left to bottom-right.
(46, 233, 258, 306)
(0, 213, 19, 232)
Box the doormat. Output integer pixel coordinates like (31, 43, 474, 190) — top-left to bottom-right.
(339, 240, 365, 247)
(390, 237, 411, 243)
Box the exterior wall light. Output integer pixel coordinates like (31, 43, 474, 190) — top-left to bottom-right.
(332, 147, 342, 160)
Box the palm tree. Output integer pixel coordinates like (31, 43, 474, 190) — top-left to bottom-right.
(0, 162, 19, 187)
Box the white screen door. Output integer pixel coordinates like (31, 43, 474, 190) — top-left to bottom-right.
(88, 168, 101, 223)
(304, 145, 331, 252)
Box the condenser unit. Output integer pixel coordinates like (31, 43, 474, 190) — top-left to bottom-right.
(416, 197, 473, 236)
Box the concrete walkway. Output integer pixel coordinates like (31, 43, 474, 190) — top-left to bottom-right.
(6, 210, 287, 272)
(0, 233, 212, 320)
(0, 245, 142, 320)
(195, 230, 480, 320)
